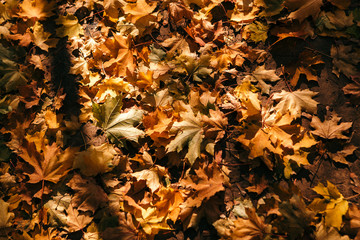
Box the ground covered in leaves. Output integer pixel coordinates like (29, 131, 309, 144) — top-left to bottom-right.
(1, 0, 360, 239)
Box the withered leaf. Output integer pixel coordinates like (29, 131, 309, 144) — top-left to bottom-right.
(67, 174, 108, 214)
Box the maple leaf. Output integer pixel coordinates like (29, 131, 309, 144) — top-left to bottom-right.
(180, 163, 225, 208)
(284, 0, 323, 22)
(45, 193, 71, 227)
(328, 145, 357, 165)
(143, 107, 174, 145)
(331, 44, 360, 78)
(309, 181, 348, 229)
(92, 96, 145, 144)
(18, 0, 55, 20)
(255, 0, 284, 17)
(103, 0, 124, 19)
(202, 109, 228, 141)
(66, 204, 93, 232)
(228, 1, 260, 23)
(311, 114, 352, 139)
(234, 80, 261, 120)
(30, 21, 58, 51)
(0, 44, 27, 92)
(315, 222, 350, 240)
(56, 15, 84, 38)
(0, 198, 14, 228)
(98, 34, 135, 77)
(101, 212, 142, 240)
(66, 174, 108, 213)
(279, 194, 316, 239)
(131, 168, 162, 193)
(286, 49, 324, 86)
(73, 143, 116, 176)
(231, 208, 271, 240)
(166, 108, 203, 165)
(343, 81, 360, 99)
(242, 21, 269, 43)
(244, 65, 280, 94)
(95, 77, 131, 102)
(123, 0, 157, 24)
(272, 89, 318, 120)
(19, 140, 78, 184)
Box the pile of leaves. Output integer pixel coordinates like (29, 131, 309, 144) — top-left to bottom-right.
(0, 0, 360, 239)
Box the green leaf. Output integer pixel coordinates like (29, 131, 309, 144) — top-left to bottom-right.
(93, 96, 145, 143)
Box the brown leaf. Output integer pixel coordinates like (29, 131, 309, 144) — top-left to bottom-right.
(311, 115, 352, 139)
(284, 0, 323, 22)
(180, 163, 226, 208)
(231, 208, 271, 240)
(19, 140, 77, 184)
(66, 174, 108, 214)
(66, 204, 93, 232)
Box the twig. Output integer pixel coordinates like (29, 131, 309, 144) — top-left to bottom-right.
(345, 193, 360, 200)
(310, 151, 326, 187)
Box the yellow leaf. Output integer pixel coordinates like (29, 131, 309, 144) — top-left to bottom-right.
(73, 143, 116, 176)
(123, 0, 157, 23)
(56, 15, 84, 38)
(31, 22, 58, 51)
(0, 198, 14, 228)
(18, 0, 55, 20)
(309, 181, 348, 229)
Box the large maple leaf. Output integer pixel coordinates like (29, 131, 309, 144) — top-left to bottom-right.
(272, 89, 318, 121)
(180, 163, 225, 208)
(19, 140, 77, 184)
(166, 108, 203, 165)
(93, 96, 145, 143)
(309, 181, 348, 229)
(18, 0, 55, 20)
(98, 34, 135, 77)
(66, 174, 108, 214)
(311, 114, 352, 139)
(73, 143, 116, 176)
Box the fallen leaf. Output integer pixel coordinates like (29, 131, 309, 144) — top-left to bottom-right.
(19, 140, 77, 184)
(311, 114, 352, 139)
(56, 14, 84, 38)
(180, 163, 225, 208)
(131, 168, 162, 193)
(309, 181, 348, 229)
(272, 89, 318, 121)
(166, 108, 203, 165)
(0, 198, 14, 228)
(73, 143, 116, 176)
(67, 174, 109, 213)
(66, 204, 93, 232)
(123, 0, 157, 24)
(18, 0, 55, 20)
(92, 96, 145, 144)
(245, 65, 280, 95)
(328, 145, 357, 165)
(284, 0, 323, 22)
(231, 208, 271, 240)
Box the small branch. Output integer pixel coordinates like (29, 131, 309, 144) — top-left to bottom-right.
(345, 193, 360, 200)
(310, 151, 326, 187)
